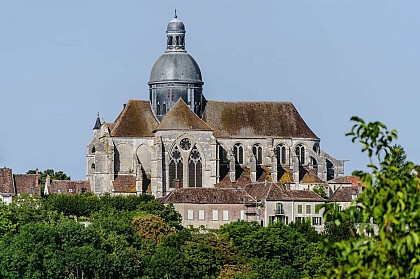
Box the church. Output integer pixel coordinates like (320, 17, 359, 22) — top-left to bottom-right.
(86, 14, 344, 198)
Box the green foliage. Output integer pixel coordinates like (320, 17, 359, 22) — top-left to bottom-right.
(0, 204, 17, 236)
(312, 186, 328, 199)
(321, 117, 420, 278)
(132, 214, 176, 243)
(27, 168, 70, 185)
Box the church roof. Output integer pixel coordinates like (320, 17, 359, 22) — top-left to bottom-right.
(156, 99, 213, 131)
(202, 101, 318, 138)
(111, 100, 159, 137)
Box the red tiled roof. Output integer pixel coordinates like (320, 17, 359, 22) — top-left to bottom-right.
(111, 100, 159, 137)
(113, 175, 137, 193)
(329, 186, 360, 202)
(202, 101, 318, 138)
(0, 167, 15, 195)
(156, 99, 213, 131)
(329, 176, 365, 187)
(49, 180, 90, 195)
(162, 188, 255, 204)
(14, 174, 40, 195)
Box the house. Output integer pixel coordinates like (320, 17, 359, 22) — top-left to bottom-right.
(0, 167, 41, 204)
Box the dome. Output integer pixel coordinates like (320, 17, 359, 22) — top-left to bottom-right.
(167, 17, 185, 33)
(148, 52, 203, 84)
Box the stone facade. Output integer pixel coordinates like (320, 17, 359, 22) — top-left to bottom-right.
(86, 15, 344, 199)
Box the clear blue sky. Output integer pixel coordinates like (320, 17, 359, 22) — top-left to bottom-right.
(1, 1, 419, 180)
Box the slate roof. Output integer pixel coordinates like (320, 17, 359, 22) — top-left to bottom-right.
(329, 186, 360, 202)
(14, 174, 40, 195)
(202, 101, 318, 138)
(49, 180, 91, 195)
(0, 168, 15, 195)
(113, 175, 137, 193)
(156, 99, 213, 131)
(110, 100, 159, 137)
(162, 187, 255, 204)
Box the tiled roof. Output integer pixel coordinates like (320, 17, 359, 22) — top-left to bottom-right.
(300, 167, 325, 184)
(329, 186, 360, 202)
(0, 167, 15, 195)
(215, 165, 273, 188)
(156, 99, 213, 131)
(111, 100, 159, 137)
(267, 189, 325, 201)
(113, 175, 137, 193)
(14, 174, 40, 195)
(202, 101, 318, 138)
(162, 188, 255, 204)
(49, 180, 91, 195)
(243, 182, 281, 200)
(329, 176, 365, 187)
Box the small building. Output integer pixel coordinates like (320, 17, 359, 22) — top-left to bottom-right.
(329, 186, 361, 210)
(45, 176, 90, 195)
(244, 182, 326, 231)
(0, 167, 41, 204)
(162, 187, 257, 229)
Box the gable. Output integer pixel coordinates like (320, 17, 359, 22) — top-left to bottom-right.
(156, 98, 213, 131)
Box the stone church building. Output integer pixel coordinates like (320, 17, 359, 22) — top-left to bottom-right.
(86, 14, 344, 198)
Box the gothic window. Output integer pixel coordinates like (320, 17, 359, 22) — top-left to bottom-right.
(180, 138, 191, 151)
(188, 146, 202, 187)
(169, 146, 183, 188)
(162, 103, 167, 115)
(275, 144, 287, 165)
(252, 144, 263, 164)
(311, 157, 318, 171)
(313, 143, 319, 153)
(327, 160, 334, 181)
(157, 103, 161, 115)
(295, 144, 305, 165)
(233, 143, 244, 164)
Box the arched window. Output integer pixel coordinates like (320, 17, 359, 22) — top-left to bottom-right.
(156, 103, 161, 115)
(295, 144, 305, 165)
(327, 160, 334, 181)
(233, 143, 244, 164)
(188, 146, 202, 187)
(169, 146, 183, 188)
(252, 144, 263, 164)
(313, 143, 319, 153)
(276, 144, 287, 165)
(311, 157, 318, 172)
(162, 103, 167, 115)
(91, 146, 96, 153)
(168, 36, 173, 45)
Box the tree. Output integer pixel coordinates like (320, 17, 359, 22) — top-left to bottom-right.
(27, 168, 70, 185)
(321, 117, 420, 278)
(132, 214, 176, 243)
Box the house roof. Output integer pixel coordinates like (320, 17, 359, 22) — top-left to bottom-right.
(329, 186, 360, 202)
(110, 100, 159, 137)
(162, 187, 255, 204)
(113, 175, 137, 193)
(156, 99, 213, 131)
(267, 189, 325, 201)
(202, 101, 318, 138)
(242, 182, 325, 202)
(14, 174, 40, 195)
(0, 167, 15, 195)
(329, 176, 365, 187)
(49, 180, 91, 195)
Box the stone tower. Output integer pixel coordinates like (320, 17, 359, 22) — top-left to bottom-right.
(148, 12, 205, 121)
